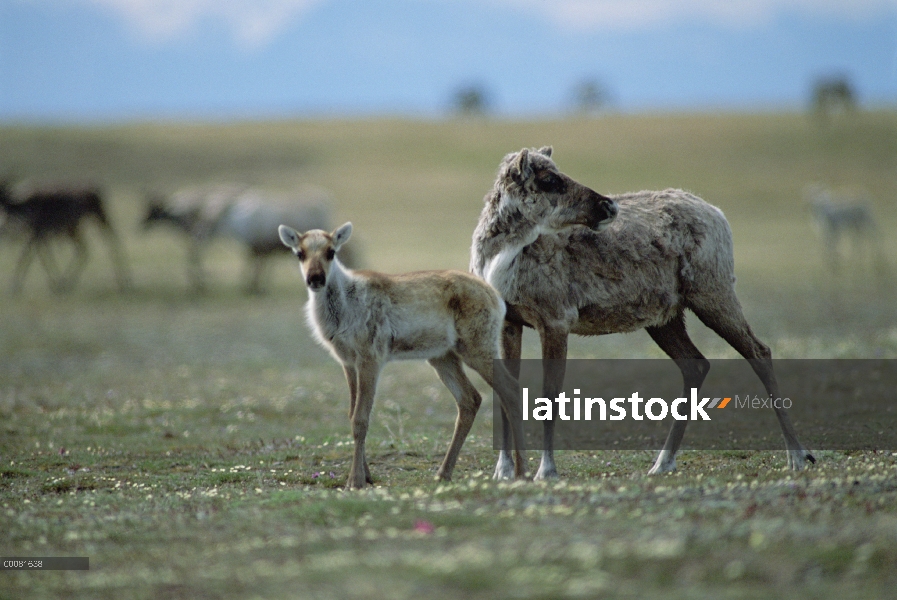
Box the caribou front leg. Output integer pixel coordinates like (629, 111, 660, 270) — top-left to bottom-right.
(343, 363, 372, 484)
(494, 319, 522, 480)
(533, 324, 569, 480)
(347, 358, 380, 489)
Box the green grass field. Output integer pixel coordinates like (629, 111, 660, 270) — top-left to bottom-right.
(1, 112, 896, 598)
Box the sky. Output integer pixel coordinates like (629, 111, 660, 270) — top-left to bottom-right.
(1, 0, 896, 121)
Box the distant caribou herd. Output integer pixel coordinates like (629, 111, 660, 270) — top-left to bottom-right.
(1, 149, 886, 486)
(0, 179, 353, 294)
(143, 183, 357, 294)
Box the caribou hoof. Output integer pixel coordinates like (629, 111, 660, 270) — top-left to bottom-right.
(787, 449, 816, 471)
(346, 478, 367, 489)
(533, 461, 559, 481)
(647, 451, 676, 475)
(492, 451, 515, 480)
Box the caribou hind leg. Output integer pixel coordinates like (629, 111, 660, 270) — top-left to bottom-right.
(428, 351, 484, 482)
(464, 349, 527, 480)
(88, 195, 131, 292)
(691, 292, 815, 469)
(11, 237, 43, 294)
(645, 312, 710, 474)
(97, 224, 132, 292)
(58, 231, 89, 293)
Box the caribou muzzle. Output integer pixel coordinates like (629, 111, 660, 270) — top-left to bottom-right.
(306, 271, 326, 290)
(585, 191, 618, 231)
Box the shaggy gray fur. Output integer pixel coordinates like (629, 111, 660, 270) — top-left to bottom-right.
(475, 187, 734, 333)
(471, 147, 814, 478)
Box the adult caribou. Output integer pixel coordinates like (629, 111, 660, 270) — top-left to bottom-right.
(471, 146, 815, 479)
(0, 181, 131, 294)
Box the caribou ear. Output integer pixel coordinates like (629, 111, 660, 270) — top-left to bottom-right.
(510, 148, 534, 184)
(332, 222, 353, 250)
(536, 146, 553, 158)
(278, 224, 301, 250)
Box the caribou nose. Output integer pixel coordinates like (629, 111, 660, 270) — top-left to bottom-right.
(595, 201, 618, 231)
(306, 272, 326, 290)
(588, 193, 618, 231)
(602, 198, 618, 221)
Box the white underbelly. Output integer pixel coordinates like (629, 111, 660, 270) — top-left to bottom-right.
(387, 321, 456, 360)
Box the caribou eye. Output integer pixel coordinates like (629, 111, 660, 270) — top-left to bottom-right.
(536, 173, 564, 193)
(326, 248, 336, 261)
(297, 250, 306, 261)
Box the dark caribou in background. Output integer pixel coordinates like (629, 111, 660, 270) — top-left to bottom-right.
(0, 180, 131, 294)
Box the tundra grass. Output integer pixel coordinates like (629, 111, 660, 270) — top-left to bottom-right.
(1, 112, 896, 598)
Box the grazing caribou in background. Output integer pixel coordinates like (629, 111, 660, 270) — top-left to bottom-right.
(803, 183, 882, 272)
(471, 147, 814, 479)
(278, 222, 526, 488)
(0, 181, 131, 294)
(144, 184, 354, 294)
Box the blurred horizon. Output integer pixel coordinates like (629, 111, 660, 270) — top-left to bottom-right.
(1, 0, 896, 122)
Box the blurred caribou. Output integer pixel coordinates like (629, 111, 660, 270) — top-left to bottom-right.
(144, 184, 353, 294)
(803, 183, 883, 273)
(0, 180, 131, 294)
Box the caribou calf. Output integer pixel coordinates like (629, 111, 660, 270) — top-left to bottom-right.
(279, 222, 525, 489)
(0, 181, 131, 294)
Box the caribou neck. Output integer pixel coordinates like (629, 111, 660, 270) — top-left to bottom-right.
(307, 261, 353, 341)
(470, 192, 542, 280)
